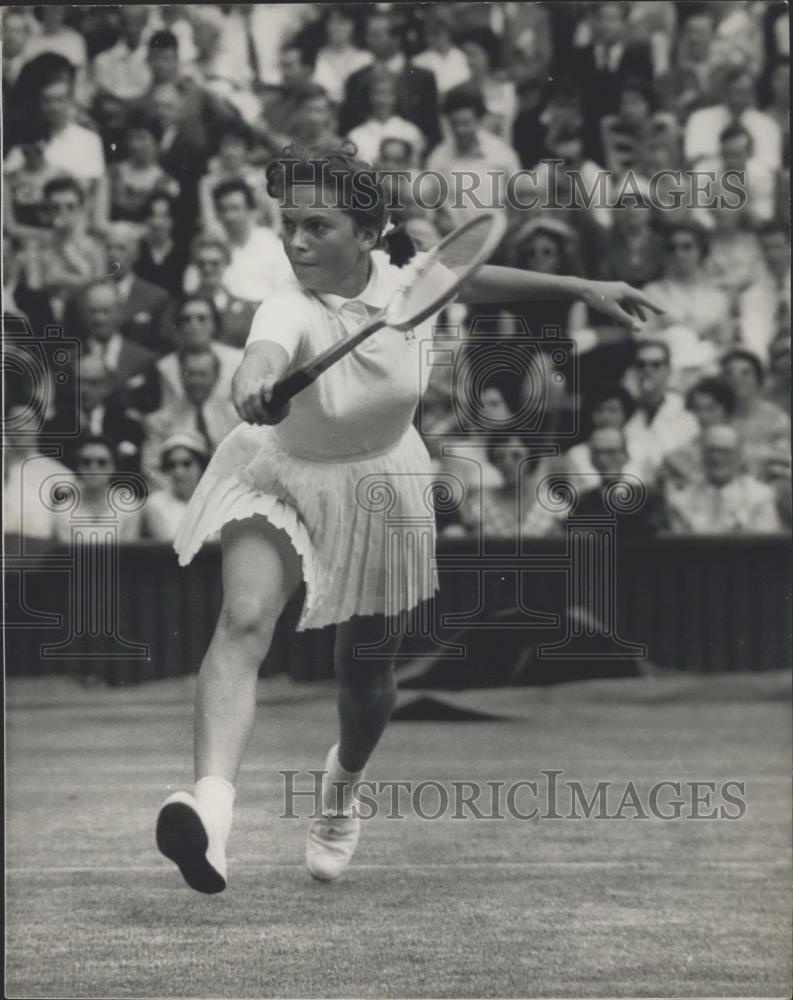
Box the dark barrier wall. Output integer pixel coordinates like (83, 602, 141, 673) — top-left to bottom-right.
(5, 536, 791, 683)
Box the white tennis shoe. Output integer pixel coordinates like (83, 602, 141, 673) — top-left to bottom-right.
(156, 791, 229, 894)
(305, 811, 361, 881)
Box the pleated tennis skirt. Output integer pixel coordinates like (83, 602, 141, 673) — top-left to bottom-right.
(173, 421, 439, 630)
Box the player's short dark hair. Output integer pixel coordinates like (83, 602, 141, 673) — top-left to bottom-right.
(685, 377, 737, 416)
(148, 29, 179, 52)
(443, 83, 486, 119)
(720, 348, 765, 384)
(43, 175, 84, 203)
(212, 177, 256, 209)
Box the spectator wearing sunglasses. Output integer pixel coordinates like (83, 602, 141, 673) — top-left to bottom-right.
(641, 220, 733, 348)
(143, 431, 213, 542)
(56, 434, 143, 544)
(155, 294, 242, 411)
(623, 340, 699, 486)
(24, 176, 105, 323)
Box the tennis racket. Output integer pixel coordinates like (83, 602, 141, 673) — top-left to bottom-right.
(266, 211, 507, 411)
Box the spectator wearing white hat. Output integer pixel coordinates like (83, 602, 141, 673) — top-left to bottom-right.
(143, 431, 212, 542)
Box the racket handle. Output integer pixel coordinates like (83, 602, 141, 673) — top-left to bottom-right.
(268, 368, 316, 411)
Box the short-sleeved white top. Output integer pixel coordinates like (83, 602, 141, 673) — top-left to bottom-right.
(247, 250, 441, 460)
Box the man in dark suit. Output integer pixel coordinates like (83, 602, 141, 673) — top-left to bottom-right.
(76, 279, 161, 414)
(565, 1, 653, 162)
(63, 222, 175, 357)
(42, 353, 147, 473)
(340, 10, 440, 151)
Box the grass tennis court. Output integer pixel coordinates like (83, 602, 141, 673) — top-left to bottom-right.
(6, 672, 792, 999)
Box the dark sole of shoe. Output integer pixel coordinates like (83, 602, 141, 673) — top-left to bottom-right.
(156, 801, 226, 894)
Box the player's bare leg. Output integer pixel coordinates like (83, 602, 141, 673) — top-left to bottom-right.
(306, 613, 404, 881)
(157, 515, 301, 893)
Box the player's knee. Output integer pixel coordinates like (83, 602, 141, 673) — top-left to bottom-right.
(218, 595, 276, 645)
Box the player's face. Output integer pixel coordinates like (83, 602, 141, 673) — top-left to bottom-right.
(280, 186, 377, 295)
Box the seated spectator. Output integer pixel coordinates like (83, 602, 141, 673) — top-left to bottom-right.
(56, 434, 143, 543)
(739, 221, 791, 365)
(764, 333, 791, 415)
(623, 340, 699, 486)
(42, 354, 146, 474)
(23, 6, 89, 103)
(2, 232, 55, 333)
(457, 27, 516, 144)
(662, 377, 737, 488)
(448, 433, 544, 540)
(703, 201, 766, 312)
(96, 108, 180, 226)
(699, 123, 776, 224)
(313, 5, 373, 106)
(642, 221, 733, 348)
(411, 8, 470, 97)
(255, 44, 319, 152)
(340, 9, 440, 150)
(156, 295, 242, 412)
(145, 28, 240, 148)
(561, 386, 640, 479)
(3, 118, 62, 244)
(24, 176, 105, 322)
(427, 85, 520, 229)
(568, 427, 665, 537)
(4, 55, 105, 208)
(720, 349, 790, 478)
(133, 192, 189, 299)
(144, 344, 241, 473)
(290, 84, 344, 150)
(663, 8, 721, 117)
(198, 121, 279, 239)
(567, 0, 653, 163)
(142, 431, 211, 541)
(684, 67, 782, 170)
(600, 76, 679, 178)
(78, 279, 160, 413)
(764, 58, 790, 150)
(211, 179, 293, 303)
(3, 400, 74, 544)
(376, 137, 425, 212)
(92, 4, 152, 104)
(92, 222, 174, 356)
(346, 69, 425, 165)
(189, 236, 257, 350)
(2, 8, 33, 93)
(150, 80, 210, 229)
(665, 424, 782, 534)
(595, 192, 665, 287)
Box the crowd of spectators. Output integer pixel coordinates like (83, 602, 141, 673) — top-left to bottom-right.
(3, 2, 790, 547)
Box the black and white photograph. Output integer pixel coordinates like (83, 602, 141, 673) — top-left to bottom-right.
(3, 2, 791, 998)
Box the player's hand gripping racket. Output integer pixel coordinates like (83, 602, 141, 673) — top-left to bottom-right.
(265, 212, 508, 412)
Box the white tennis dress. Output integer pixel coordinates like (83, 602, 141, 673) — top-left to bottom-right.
(173, 251, 441, 630)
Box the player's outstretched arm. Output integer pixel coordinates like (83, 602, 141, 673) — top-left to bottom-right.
(458, 266, 664, 332)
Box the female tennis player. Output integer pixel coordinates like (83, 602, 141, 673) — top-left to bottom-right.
(156, 148, 662, 893)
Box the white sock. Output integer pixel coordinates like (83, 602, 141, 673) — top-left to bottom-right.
(195, 775, 235, 841)
(322, 744, 364, 817)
